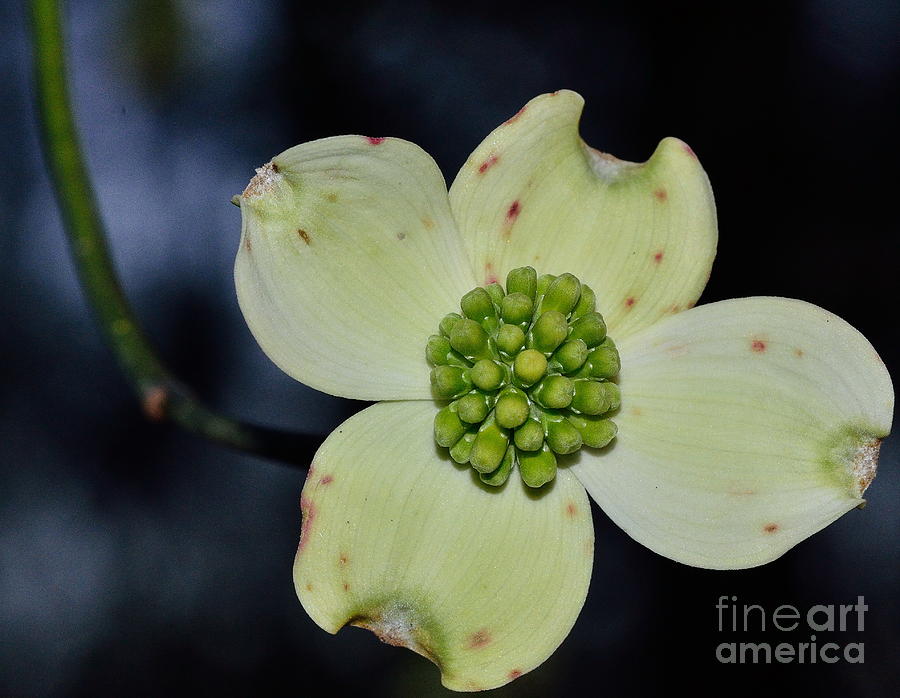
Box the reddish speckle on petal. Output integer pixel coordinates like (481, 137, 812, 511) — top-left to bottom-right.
(751, 339, 767, 353)
(318, 475, 333, 486)
(763, 523, 779, 534)
(508, 669, 523, 680)
(654, 188, 668, 202)
(504, 106, 527, 125)
(653, 251, 664, 263)
(298, 497, 317, 552)
(625, 296, 636, 308)
(506, 200, 521, 221)
(565, 501, 578, 517)
(467, 629, 492, 649)
(683, 142, 696, 158)
(484, 262, 498, 285)
(478, 154, 499, 174)
(366, 136, 386, 145)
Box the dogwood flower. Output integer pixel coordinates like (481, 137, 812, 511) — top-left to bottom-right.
(233, 90, 893, 691)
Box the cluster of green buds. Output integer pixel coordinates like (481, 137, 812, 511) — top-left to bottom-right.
(428, 267, 621, 488)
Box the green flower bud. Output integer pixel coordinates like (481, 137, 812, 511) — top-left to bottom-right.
(484, 282, 505, 307)
(536, 273, 556, 298)
(426, 334, 467, 367)
(449, 318, 492, 360)
(457, 392, 490, 424)
(518, 444, 557, 488)
(439, 312, 463, 338)
(567, 414, 618, 448)
(571, 283, 596, 319)
(506, 266, 537, 301)
(428, 268, 620, 487)
(531, 375, 575, 409)
(514, 349, 548, 386)
(496, 323, 525, 356)
(431, 365, 471, 399)
(602, 381, 621, 412)
(470, 417, 510, 473)
(500, 292, 534, 326)
(469, 358, 505, 391)
(585, 343, 621, 379)
(568, 312, 607, 348)
(434, 403, 468, 447)
(571, 379, 612, 415)
(545, 416, 583, 455)
(480, 444, 515, 487)
(514, 419, 545, 451)
(541, 273, 581, 316)
(495, 387, 530, 429)
(529, 310, 568, 353)
(461, 287, 497, 323)
(550, 339, 588, 374)
(449, 428, 477, 463)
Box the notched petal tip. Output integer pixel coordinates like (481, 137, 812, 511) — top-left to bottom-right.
(241, 160, 282, 199)
(347, 598, 446, 669)
(823, 423, 886, 499)
(854, 439, 881, 495)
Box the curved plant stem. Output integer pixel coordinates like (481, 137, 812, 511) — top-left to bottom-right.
(29, 0, 317, 466)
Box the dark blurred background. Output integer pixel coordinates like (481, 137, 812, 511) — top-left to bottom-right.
(3, 0, 898, 695)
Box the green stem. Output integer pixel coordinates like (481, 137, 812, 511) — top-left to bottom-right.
(29, 0, 317, 466)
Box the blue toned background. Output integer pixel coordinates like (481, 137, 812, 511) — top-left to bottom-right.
(3, 0, 898, 695)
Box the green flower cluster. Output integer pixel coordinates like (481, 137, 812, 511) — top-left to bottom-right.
(428, 266, 620, 488)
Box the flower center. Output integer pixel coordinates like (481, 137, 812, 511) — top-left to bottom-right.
(427, 267, 621, 488)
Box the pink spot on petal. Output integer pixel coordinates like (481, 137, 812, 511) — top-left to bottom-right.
(478, 154, 499, 174)
(467, 629, 492, 649)
(751, 339, 767, 353)
(682, 143, 696, 158)
(625, 296, 636, 308)
(565, 501, 578, 517)
(484, 262, 498, 285)
(508, 669, 523, 680)
(506, 200, 521, 221)
(763, 523, 779, 534)
(653, 251, 664, 263)
(504, 106, 527, 125)
(298, 496, 317, 552)
(654, 188, 668, 202)
(366, 136, 386, 145)
(319, 475, 333, 486)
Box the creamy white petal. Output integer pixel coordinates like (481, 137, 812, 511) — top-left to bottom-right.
(572, 297, 893, 569)
(235, 136, 476, 400)
(295, 401, 594, 691)
(449, 90, 716, 339)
